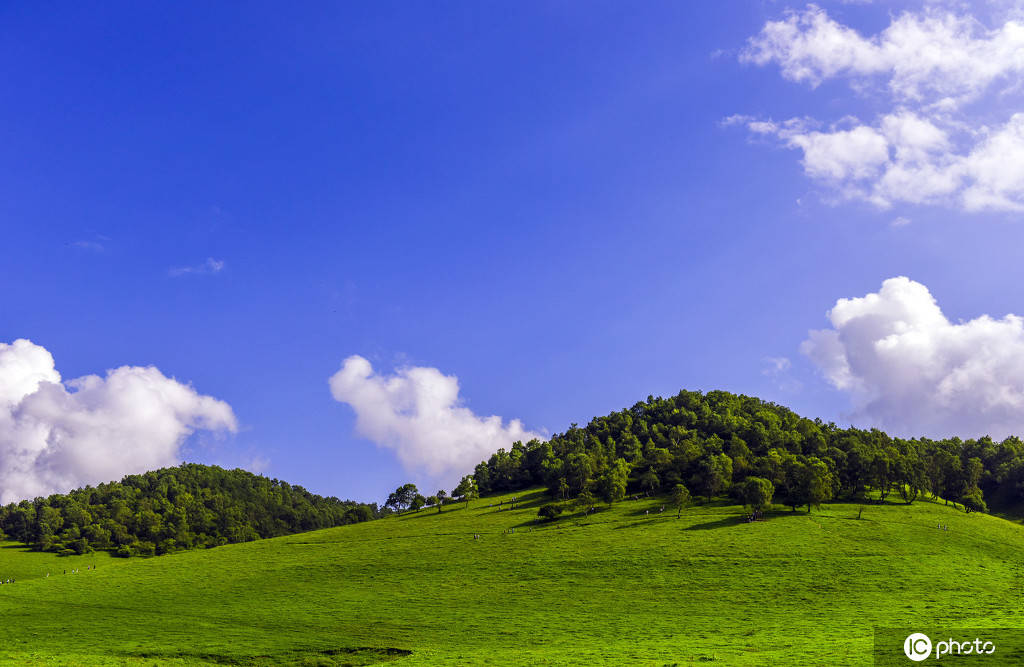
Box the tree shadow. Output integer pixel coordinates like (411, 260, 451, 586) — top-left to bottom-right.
(0, 543, 32, 551)
(611, 517, 680, 530)
(685, 516, 745, 531)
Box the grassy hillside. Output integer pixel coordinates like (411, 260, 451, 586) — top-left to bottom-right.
(0, 490, 1021, 665)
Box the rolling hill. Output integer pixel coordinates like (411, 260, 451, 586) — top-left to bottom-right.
(0, 487, 1021, 665)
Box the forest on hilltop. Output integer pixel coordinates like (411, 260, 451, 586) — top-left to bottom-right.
(0, 464, 380, 557)
(469, 390, 1017, 515)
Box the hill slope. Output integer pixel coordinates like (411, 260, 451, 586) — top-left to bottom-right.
(0, 489, 1020, 665)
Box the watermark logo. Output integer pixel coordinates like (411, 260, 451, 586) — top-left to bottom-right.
(901, 632, 996, 661)
(904, 633, 932, 661)
(877, 628, 1018, 664)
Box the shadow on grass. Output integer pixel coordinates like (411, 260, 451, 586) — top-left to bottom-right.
(684, 516, 745, 531)
(612, 517, 681, 530)
(0, 543, 33, 551)
(125, 646, 412, 666)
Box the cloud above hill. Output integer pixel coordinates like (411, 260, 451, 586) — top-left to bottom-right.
(731, 4, 1024, 211)
(329, 356, 544, 485)
(0, 339, 237, 503)
(802, 277, 1024, 438)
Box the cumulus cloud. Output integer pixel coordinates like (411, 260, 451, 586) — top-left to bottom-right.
(741, 5, 1024, 103)
(734, 110, 1024, 210)
(329, 356, 544, 484)
(168, 257, 225, 277)
(0, 339, 237, 503)
(732, 4, 1024, 212)
(801, 277, 1024, 438)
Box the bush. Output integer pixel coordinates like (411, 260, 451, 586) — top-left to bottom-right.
(962, 487, 988, 514)
(538, 504, 564, 521)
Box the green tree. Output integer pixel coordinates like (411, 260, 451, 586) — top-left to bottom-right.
(639, 469, 660, 496)
(575, 488, 597, 516)
(740, 476, 774, 512)
(538, 504, 563, 521)
(692, 454, 733, 503)
(385, 483, 419, 513)
(669, 484, 691, 518)
(962, 487, 987, 514)
(808, 458, 834, 511)
(453, 476, 478, 508)
(596, 459, 629, 506)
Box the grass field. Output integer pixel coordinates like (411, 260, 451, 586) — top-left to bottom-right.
(0, 490, 1021, 665)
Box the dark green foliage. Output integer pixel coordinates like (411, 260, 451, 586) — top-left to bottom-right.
(452, 476, 478, 508)
(670, 483, 691, 518)
(385, 484, 419, 512)
(0, 463, 379, 557)
(537, 503, 563, 520)
(739, 477, 774, 511)
(596, 459, 628, 505)
(962, 487, 988, 514)
(466, 389, 1016, 516)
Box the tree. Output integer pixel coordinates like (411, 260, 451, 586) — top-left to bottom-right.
(670, 484, 691, 518)
(596, 459, 629, 506)
(565, 452, 595, 495)
(804, 457, 834, 512)
(410, 494, 426, 512)
(435, 490, 447, 513)
(779, 458, 804, 512)
(740, 477, 774, 512)
(575, 488, 597, 516)
(692, 454, 732, 503)
(962, 487, 987, 514)
(639, 469, 660, 496)
(385, 483, 419, 513)
(425, 495, 439, 508)
(538, 504, 563, 521)
(453, 476, 478, 508)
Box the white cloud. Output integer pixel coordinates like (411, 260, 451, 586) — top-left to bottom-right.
(763, 356, 792, 374)
(762, 356, 803, 392)
(168, 257, 225, 277)
(742, 5, 1024, 104)
(801, 277, 1024, 438)
(329, 356, 544, 485)
(0, 339, 237, 503)
(71, 240, 105, 252)
(734, 111, 1024, 210)
(733, 4, 1024, 212)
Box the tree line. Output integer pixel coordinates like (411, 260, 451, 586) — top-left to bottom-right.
(383, 477, 478, 513)
(469, 390, 1009, 515)
(0, 464, 380, 557)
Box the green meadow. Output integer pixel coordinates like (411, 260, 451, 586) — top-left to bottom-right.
(0, 490, 1020, 665)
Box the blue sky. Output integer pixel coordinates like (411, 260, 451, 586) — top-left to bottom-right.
(4, 1, 1024, 504)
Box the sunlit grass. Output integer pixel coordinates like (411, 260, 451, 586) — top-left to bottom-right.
(0, 489, 1019, 665)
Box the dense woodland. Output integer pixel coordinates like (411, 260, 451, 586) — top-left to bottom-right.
(0, 464, 379, 557)
(3, 389, 1019, 558)
(470, 390, 1018, 515)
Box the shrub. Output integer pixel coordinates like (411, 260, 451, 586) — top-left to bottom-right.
(538, 504, 564, 521)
